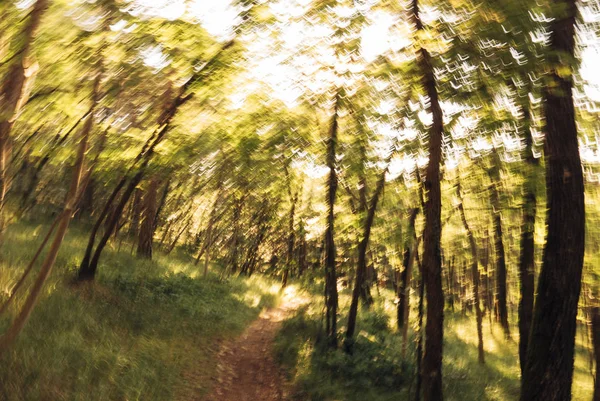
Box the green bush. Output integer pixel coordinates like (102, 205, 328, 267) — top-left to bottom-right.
(275, 309, 413, 401)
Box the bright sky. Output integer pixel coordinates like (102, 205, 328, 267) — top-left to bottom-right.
(59, 0, 600, 174)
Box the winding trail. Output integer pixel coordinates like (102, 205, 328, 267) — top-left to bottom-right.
(202, 287, 305, 401)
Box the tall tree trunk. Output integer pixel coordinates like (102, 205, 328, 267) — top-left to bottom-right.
(517, 105, 537, 377)
(324, 94, 340, 348)
(456, 181, 485, 364)
(137, 178, 159, 259)
(282, 164, 297, 288)
(398, 207, 419, 330)
(78, 177, 94, 218)
(345, 160, 389, 350)
(229, 194, 244, 274)
(0, 68, 97, 353)
(357, 140, 373, 305)
(0, 0, 48, 225)
(77, 41, 234, 281)
(411, 0, 445, 397)
(592, 306, 600, 401)
(20, 112, 88, 214)
(414, 249, 425, 401)
(128, 187, 142, 237)
(487, 152, 510, 338)
(520, 0, 585, 398)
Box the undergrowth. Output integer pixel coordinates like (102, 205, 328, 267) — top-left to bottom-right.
(0, 221, 280, 401)
(276, 275, 594, 401)
(274, 302, 413, 401)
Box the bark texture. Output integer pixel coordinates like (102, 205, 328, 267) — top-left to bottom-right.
(520, 0, 585, 398)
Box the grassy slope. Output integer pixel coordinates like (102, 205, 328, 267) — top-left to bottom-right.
(276, 276, 594, 401)
(0, 221, 280, 401)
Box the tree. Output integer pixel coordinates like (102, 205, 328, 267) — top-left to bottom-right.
(410, 0, 446, 396)
(324, 93, 340, 348)
(520, 0, 586, 397)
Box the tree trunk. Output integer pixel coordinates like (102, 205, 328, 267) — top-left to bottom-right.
(517, 105, 537, 377)
(414, 249, 425, 401)
(520, 0, 585, 398)
(487, 152, 510, 338)
(0, 67, 97, 354)
(591, 307, 600, 401)
(357, 140, 373, 305)
(411, 0, 445, 397)
(398, 207, 420, 331)
(324, 94, 340, 348)
(457, 181, 485, 364)
(20, 112, 88, 214)
(78, 177, 94, 218)
(128, 187, 142, 237)
(137, 178, 159, 259)
(0, 0, 48, 224)
(282, 164, 297, 288)
(77, 41, 234, 281)
(345, 161, 389, 350)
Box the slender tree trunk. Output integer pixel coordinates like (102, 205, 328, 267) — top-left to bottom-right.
(345, 162, 389, 350)
(77, 41, 233, 281)
(153, 179, 169, 232)
(398, 207, 419, 330)
(457, 181, 485, 364)
(282, 164, 297, 288)
(20, 112, 88, 214)
(411, 0, 445, 397)
(80, 170, 144, 280)
(229, 195, 244, 274)
(0, 68, 97, 354)
(591, 306, 600, 401)
(356, 140, 373, 305)
(78, 177, 94, 218)
(520, 0, 585, 398)
(518, 105, 537, 377)
(128, 188, 142, 237)
(137, 178, 158, 259)
(0, 0, 48, 226)
(487, 152, 510, 338)
(414, 250, 425, 401)
(324, 94, 340, 348)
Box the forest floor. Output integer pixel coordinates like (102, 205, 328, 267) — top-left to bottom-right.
(202, 286, 307, 401)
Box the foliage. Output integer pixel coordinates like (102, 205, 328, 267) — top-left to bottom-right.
(0, 221, 280, 401)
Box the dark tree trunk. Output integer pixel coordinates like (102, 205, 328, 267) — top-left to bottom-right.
(128, 188, 142, 237)
(20, 113, 87, 214)
(356, 141, 373, 305)
(488, 152, 510, 338)
(137, 178, 159, 259)
(398, 207, 419, 330)
(324, 94, 340, 348)
(411, 0, 445, 397)
(414, 249, 425, 401)
(592, 307, 600, 401)
(0, 0, 48, 223)
(153, 179, 170, 232)
(282, 164, 297, 288)
(345, 162, 389, 350)
(229, 195, 245, 274)
(457, 181, 485, 364)
(78, 170, 144, 280)
(0, 66, 97, 353)
(518, 105, 537, 377)
(78, 177, 94, 218)
(520, 0, 585, 398)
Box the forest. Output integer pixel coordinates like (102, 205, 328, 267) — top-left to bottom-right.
(0, 0, 599, 400)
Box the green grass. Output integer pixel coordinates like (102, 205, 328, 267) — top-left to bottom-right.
(0, 220, 281, 401)
(276, 276, 595, 401)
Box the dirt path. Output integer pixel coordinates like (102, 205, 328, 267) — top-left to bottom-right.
(202, 287, 304, 401)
